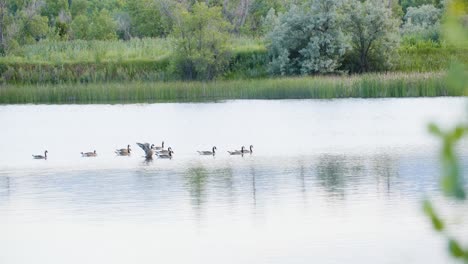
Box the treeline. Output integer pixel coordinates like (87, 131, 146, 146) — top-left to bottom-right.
(0, 0, 464, 81)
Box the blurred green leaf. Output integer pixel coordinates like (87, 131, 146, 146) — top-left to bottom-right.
(427, 0, 468, 262)
(453, 125, 466, 141)
(423, 200, 445, 231)
(428, 123, 443, 137)
(449, 239, 465, 258)
(437, 126, 466, 200)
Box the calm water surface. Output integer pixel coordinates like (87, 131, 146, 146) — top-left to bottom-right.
(1, 98, 468, 264)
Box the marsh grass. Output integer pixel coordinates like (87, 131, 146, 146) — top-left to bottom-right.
(3, 37, 265, 64)
(396, 46, 468, 72)
(0, 72, 460, 104)
(1, 37, 466, 84)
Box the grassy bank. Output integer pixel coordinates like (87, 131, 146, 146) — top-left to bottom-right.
(0, 72, 462, 104)
(396, 46, 468, 72)
(1, 38, 467, 84)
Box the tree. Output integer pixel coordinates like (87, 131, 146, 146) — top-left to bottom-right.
(261, 7, 278, 35)
(0, 0, 8, 53)
(400, 0, 442, 13)
(405, 4, 441, 26)
(221, 0, 252, 34)
(266, 0, 347, 75)
(125, 0, 166, 38)
(170, 2, 231, 80)
(70, 0, 88, 17)
(42, 0, 69, 24)
(70, 14, 89, 39)
(401, 4, 442, 43)
(342, 0, 400, 73)
(387, 0, 404, 19)
(15, 0, 49, 45)
(88, 9, 117, 40)
(241, 0, 284, 35)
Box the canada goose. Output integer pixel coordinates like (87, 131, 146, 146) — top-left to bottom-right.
(156, 147, 173, 155)
(242, 145, 253, 154)
(32, 150, 48, 159)
(153, 141, 164, 150)
(81, 150, 97, 157)
(228, 146, 245, 155)
(157, 150, 173, 159)
(115, 145, 131, 156)
(137, 142, 154, 159)
(198, 146, 217, 155)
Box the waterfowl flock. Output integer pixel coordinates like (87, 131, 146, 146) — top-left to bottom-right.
(32, 142, 253, 160)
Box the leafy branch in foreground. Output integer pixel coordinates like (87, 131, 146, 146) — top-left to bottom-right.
(425, 122, 468, 261)
(424, 0, 468, 261)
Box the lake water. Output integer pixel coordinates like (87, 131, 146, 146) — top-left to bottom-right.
(1, 98, 468, 264)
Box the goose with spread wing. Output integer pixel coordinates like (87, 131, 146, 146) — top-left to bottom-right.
(137, 143, 154, 159)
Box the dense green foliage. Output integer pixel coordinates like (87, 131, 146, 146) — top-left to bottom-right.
(0, 72, 459, 104)
(0, 37, 467, 84)
(170, 2, 231, 80)
(122, 0, 168, 39)
(342, 0, 400, 73)
(267, 0, 346, 75)
(401, 4, 441, 44)
(400, 0, 443, 12)
(0, 0, 464, 81)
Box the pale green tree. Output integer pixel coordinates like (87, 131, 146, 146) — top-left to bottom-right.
(400, 0, 442, 12)
(14, 1, 49, 45)
(125, 0, 167, 37)
(242, 0, 284, 35)
(261, 7, 278, 35)
(170, 2, 231, 80)
(70, 14, 88, 39)
(401, 4, 442, 42)
(88, 9, 117, 40)
(267, 0, 347, 75)
(0, 0, 9, 53)
(70, 0, 88, 17)
(42, 0, 69, 23)
(342, 0, 400, 73)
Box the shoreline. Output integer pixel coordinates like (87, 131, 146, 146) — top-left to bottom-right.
(0, 72, 464, 104)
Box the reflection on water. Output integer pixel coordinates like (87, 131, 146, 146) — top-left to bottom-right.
(0, 153, 445, 217)
(0, 98, 467, 264)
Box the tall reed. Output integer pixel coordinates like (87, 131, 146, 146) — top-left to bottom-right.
(0, 72, 460, 104)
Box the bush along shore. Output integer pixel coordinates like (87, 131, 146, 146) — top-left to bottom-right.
(1, 45, 467, 84)
(0, 72, 462, 104)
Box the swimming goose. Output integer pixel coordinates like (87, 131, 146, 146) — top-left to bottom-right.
(198, 146, 217, 156)
(228, 146, 245, 155)
(242, 145, 253, 154)
(115, 145, 131, 156)
(81, 150, 97, 157)
(153, 141, 165, 150)
(156, 147, 173, 155)
(32, 150, 48, 159)
(157, 150, 173, 159)
(137, 142, 154, 159)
